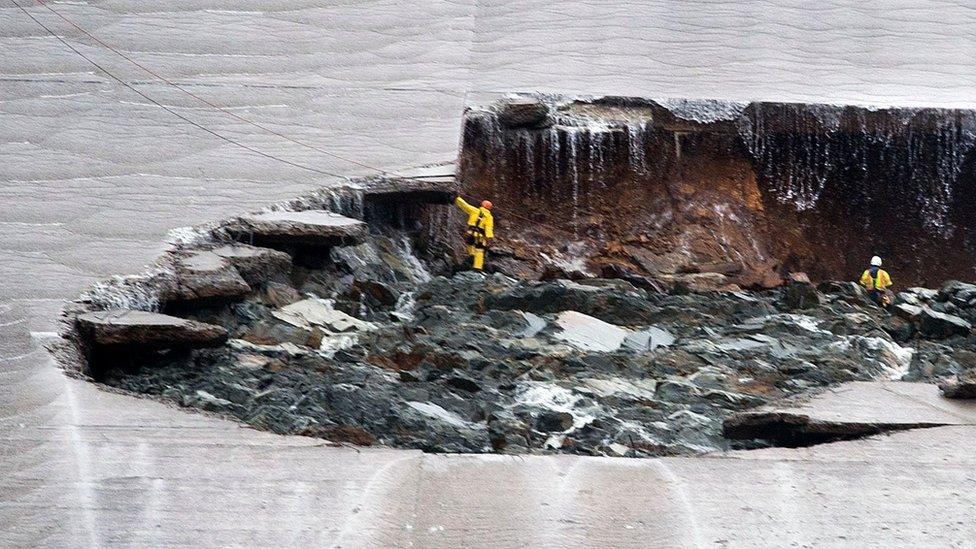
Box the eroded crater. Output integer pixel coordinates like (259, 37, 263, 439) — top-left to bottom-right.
(59, 96, 976, 457)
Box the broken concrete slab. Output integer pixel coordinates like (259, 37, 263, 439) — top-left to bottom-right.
(76, 310, 228, 349)
(272, 298, 375, 333)
(226, 210, 367, 246)
(725, 381, 976, 445)
(210, 244, 293, 285)
(168, 250, 252, 303)
(552, 310, 628, 352)
(496, 97, 551, 128)
(361, 164, 459, 204)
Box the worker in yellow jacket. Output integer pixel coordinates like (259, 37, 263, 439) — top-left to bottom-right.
(859, 255, 893, 306)
(455, 196, 494, 271)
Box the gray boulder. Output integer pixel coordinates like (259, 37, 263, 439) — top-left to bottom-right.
(168, 250, 252, 303)
(916, 307, 972, 339)
(893, 303, 923, 321)
(937, 281, 976, 303)
(780, 272, 820, 311)
(939, 369, 976, 399)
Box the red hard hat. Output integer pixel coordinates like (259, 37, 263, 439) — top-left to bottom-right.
(481, 200, 493, 210)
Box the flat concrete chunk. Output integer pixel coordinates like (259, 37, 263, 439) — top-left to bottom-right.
(169, 250, 252, 302)
(553, 310, 629, 352)
(229, 210, 367, 246)
(76, 310, 228, 349)
(725, 381, 976, 441)
(210, 244, 293, 285)
(272, 298, 374, 333)
(362, 165, 458, 204)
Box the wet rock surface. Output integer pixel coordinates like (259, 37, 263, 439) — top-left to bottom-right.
(82, 225, 976, 457)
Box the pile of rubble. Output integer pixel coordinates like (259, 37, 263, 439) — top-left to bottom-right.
(61, 171, 976, 457)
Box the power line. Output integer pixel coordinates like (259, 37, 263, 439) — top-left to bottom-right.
(32, 0, 400, 178)
(17, 0, 586, 239)
(12, 0, 349, 179)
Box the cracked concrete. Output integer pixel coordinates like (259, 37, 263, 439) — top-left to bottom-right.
(5, 0, 976, 547)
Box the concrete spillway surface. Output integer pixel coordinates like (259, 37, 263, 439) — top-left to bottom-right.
(7, 0, 976, 547)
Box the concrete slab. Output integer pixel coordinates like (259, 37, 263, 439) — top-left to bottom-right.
(76, 309, 228, 349)
(739, 381, 976, 425)
(725, 381, 976, 443)
(227, 210, 367, 246)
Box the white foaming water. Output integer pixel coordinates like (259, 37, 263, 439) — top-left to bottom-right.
(393, 291, 417, 321)
(165, 224, 217, 247)
(406, 401, 477, 429)
(515, 381, 597, 430)
(396, 236, 432, 284)
(829, 335, 916, 380)
(83, 274, 164, 312)
(660, 98, 747, 123)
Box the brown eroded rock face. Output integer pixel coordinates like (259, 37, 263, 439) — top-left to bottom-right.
(459, 95, 976, 288)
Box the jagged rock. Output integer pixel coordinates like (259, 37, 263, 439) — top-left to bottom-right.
(184, 389, 244, 415)
(76, 310, 227, 349)
(882, 315, 917, 343)
(444, 375, 481, 393)
(780, 272, 820, 311)
(622, 327, 674, 351)
(261, 282, 302, 308)
(94, 248, 959, 458)
(227, 339, 310, 358)
(895, 292, 921, 306)
(354, 279, 400, 307)
(939, 370, 976, 399)
(908, 287, 939, 301)
(210, 244, 292, 285)
(485, 279, 658, 324)
(916, 307, 972, 338)
(496, 98, 550, 129)
(535, 411, 574, 432)
(937, 281, 976, 303)
(168, 250, 252, 303)
(660, 272, 738, 293)
(893, 303, 923, 320)
(817, 280, 872, 307)
(226, 210, 366, 246)
(359, 167, 459, 204)
(678, 261, 743, 276)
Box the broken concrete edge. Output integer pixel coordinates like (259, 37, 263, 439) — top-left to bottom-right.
(469, 91, 976, 135)
(722, 410, 954, 447)
(55, 165, 461, 377)
(76, 310, 228, 348)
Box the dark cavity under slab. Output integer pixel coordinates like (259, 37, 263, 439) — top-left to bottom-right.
(723, 411, 950, 448)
